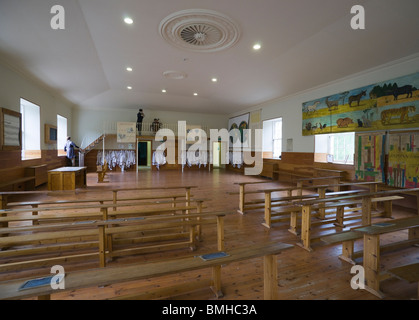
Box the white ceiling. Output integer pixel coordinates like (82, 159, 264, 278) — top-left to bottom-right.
(1, 0, 419, 115)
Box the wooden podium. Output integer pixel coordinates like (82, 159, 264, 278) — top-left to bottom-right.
(47, 167, 87, 190)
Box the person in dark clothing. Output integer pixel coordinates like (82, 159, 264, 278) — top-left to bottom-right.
(64, 136, 79, 166)
(137, 108, 145, 135)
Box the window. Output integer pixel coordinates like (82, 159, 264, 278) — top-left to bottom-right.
(20, 98, 41, 160)
(315, 132, 355, 165)
(262, 117, 282, 159)
(57, 115, 67, 156)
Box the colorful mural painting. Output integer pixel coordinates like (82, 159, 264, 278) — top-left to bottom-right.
(302, 72, 419, 136)
(355, 133, 386, 182)
(387, 132, 419, 188)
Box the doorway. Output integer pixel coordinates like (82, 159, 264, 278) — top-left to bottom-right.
(137, 140, 151, 169)
(212, 141, 225, 169)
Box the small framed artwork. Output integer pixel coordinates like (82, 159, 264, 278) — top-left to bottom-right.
(0, 108, 22, 151)
(45, 124, 58, 144)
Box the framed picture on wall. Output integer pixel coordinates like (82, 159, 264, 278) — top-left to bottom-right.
(0, 107, 22, 151)
(228, 113, 250, 148)
(45, 124, 57, 144)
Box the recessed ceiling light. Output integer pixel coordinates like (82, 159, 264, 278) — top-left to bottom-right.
(162, 89, 167, 93)
(193, 93, 198, 96)
(253, 43, 261, 50)
(124, 17, 134, 25)
(126, 67, 133, 72)
(127, 86, 132, 90)
(211, 78, 218, 82)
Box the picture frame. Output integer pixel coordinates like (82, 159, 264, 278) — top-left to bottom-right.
(0, 108, 22, 151)
(45, 124, 58, 144)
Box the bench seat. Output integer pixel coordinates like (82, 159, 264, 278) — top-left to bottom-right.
(0, 241, 294, 300)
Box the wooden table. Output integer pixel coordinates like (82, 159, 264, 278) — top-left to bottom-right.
(48, 167, 87, 191)
(353, 216, 419, 298)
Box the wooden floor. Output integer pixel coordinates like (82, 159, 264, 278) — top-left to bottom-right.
(2, 168, 418, 300)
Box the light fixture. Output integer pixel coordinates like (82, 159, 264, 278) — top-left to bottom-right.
(193, 93, 198, 96)
(211, 78, 218, 82)
(162, 89, 167, 93)
(124, 17, 134, 25)
(127, 86, 132, 90)
(126, 67, 133, 72)
(253, 43, 261, 50)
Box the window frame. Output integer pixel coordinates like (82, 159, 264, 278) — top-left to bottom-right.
(20, 98, 41, 160)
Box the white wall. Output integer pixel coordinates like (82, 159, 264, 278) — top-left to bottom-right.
(228, 53, 419, 153)
(0, 60, 74, 150)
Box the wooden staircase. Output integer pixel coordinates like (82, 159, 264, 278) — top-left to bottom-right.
(80, 134, 105, 154)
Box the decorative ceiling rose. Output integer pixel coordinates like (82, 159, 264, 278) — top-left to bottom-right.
(159, 9, 240, 52)
(163, 70, 188, 80)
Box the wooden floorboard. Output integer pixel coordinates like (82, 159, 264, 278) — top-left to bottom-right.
(1, 169, 418, 300)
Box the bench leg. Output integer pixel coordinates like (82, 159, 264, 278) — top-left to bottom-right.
(99, 225, 106, 268)
(297, 205, 313, 252)
(211, 266, 223, 298)
(382, 201, 393, 219)
(317, 188, 326, 219)
(338, 240, 356, 265)
(189, 225, 196, 251)
(334, 206, 345, 228)
(363, 234, 385, 298)
(238, 185, 245, 214)
(362, 197, 372, 225)
(409, 227, 419, 241)
(217, 216, 225, 251)
(262, 192, 272, 229)
(288, 211, 298, 235)
(264, 254, 278, 300)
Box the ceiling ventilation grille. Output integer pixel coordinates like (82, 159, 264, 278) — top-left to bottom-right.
(159, 9, 240, 52)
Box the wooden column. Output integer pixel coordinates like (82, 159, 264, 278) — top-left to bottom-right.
(263, 254, 278, 300)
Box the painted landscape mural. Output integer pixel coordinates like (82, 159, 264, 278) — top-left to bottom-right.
(302, 72, 419, 136)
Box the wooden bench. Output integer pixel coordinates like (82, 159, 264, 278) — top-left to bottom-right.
(352, 216, 419, 298)
(258, 181, 383, 222)
(320, 231, 363, 264)
(387, 263, 419, 299)
(0, 241, 294, 300)
(0, 211, 227, 273)
(0, 199, 206, 231)
(296, 194, 406, 251)
(231, 180, 277, 214)
(261, 189, 368, 229)
(0, 177, 36, 192)
(0, 185, 198, 209)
